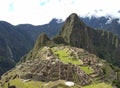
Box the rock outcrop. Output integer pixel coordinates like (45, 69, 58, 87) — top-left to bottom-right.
(34, 33, 50, 50)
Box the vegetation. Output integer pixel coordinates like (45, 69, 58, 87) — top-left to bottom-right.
(83, 83, 112, 88)
(52, 35, 66, 44)
(80, 66, 94, 74)
(3, 78, 82, 88)
(3, 78, 112, 88)
(53, 49, 81, 65)
(112, 79, 120, 88)
(3, 78, 45, 88)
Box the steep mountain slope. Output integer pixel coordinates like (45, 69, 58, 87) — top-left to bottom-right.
(0, 34, 116, 88)
(0, 19, 62, 75)
(59, 13, 120, 66)
(0, 21, 33, 75)
(81, 16, 120, 37)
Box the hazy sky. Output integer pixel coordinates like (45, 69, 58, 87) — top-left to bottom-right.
(0, 0, 120, 25)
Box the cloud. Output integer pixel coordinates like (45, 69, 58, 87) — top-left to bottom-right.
(9, 2, 14, 11)
(40, 2, 46, 6)
(0, 0, 120, 25)
(39, 0, 50, 6)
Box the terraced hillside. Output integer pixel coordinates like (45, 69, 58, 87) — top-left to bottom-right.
(0, 46, 114, 88)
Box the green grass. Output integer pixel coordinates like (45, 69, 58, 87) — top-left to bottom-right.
(80, 66, 94, 74)
(3, 78, 112, 88)
(3, 78, 81, 88)
(53, 49, 81, 65)
(52, 47, 94, 74)
(82, 83, 112, 88)
(3, 78, 45, 88)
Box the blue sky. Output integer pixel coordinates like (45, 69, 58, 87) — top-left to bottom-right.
(0, 0, 120, 25)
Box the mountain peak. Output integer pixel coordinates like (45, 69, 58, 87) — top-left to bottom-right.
(65, 13, 86, 27)
(49, 18, 58, 24)
(59, 13, 86, 44)
(49, 18, 63, 25)
(69, 13, 78, 19)
(34, 33, 50, 50)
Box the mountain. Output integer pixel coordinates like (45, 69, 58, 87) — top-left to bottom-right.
(16, 18, 63, 42)
(0, 21, 33, 75)
(0, 19, 62, 75)
(0, 34, 118, 88)
(58, 13, 120, 67)
(0, 13, 120, 88)
(81, 16, 120, 37)
(0, 14, 120, 77)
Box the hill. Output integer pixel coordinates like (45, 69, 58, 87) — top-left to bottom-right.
(0, 45, 116, 88)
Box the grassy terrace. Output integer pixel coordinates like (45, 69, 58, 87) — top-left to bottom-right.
(3, 78, 45, 88)
(52, 47, 94, 74)
(3, 78, 112, 88)
(52, 48, 81, 65)
(3, 78, 79, 88)
(80, 66, 94, 74)
(82, 83, 112, 88)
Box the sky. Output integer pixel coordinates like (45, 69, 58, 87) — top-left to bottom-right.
(0, 0, 120, 25)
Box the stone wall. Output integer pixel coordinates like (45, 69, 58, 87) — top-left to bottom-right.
(20, 59, 91, 86)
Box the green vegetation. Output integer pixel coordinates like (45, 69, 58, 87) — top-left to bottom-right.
(80, 66, 94, 74)
(52, 35, 66, 44)
(3, 78, 82, 88)
(3, 78, 45, 88)
(52, 47, 94, 74)
(102, 63, 114, 81)
(83, 83, 112, 88)
(0, 56, 15, 75)
(3, 79, 112, 88)
(53, 49, 81, 65)
(113, 79, 120, 88)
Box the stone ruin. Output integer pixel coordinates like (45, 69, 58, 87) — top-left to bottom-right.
(20, 59, 91, 86)
(16, 46, 104, 86)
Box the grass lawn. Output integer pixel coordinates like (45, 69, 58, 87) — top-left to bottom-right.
(82, 83, 112, 88)
(53, 49, 81, 65)
(3, 78, 81, 88)
(80, 66, 94, 74)
(3, 78, 112, 88)
(52, 47, 94, 74)
(3, 78, 45, 88)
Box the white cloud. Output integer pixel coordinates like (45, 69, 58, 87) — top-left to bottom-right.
(0, 0, 120, 25)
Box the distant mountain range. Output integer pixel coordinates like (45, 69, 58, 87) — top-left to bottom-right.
(81, 16, 120, 37)
(0, 15, 120, 75)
